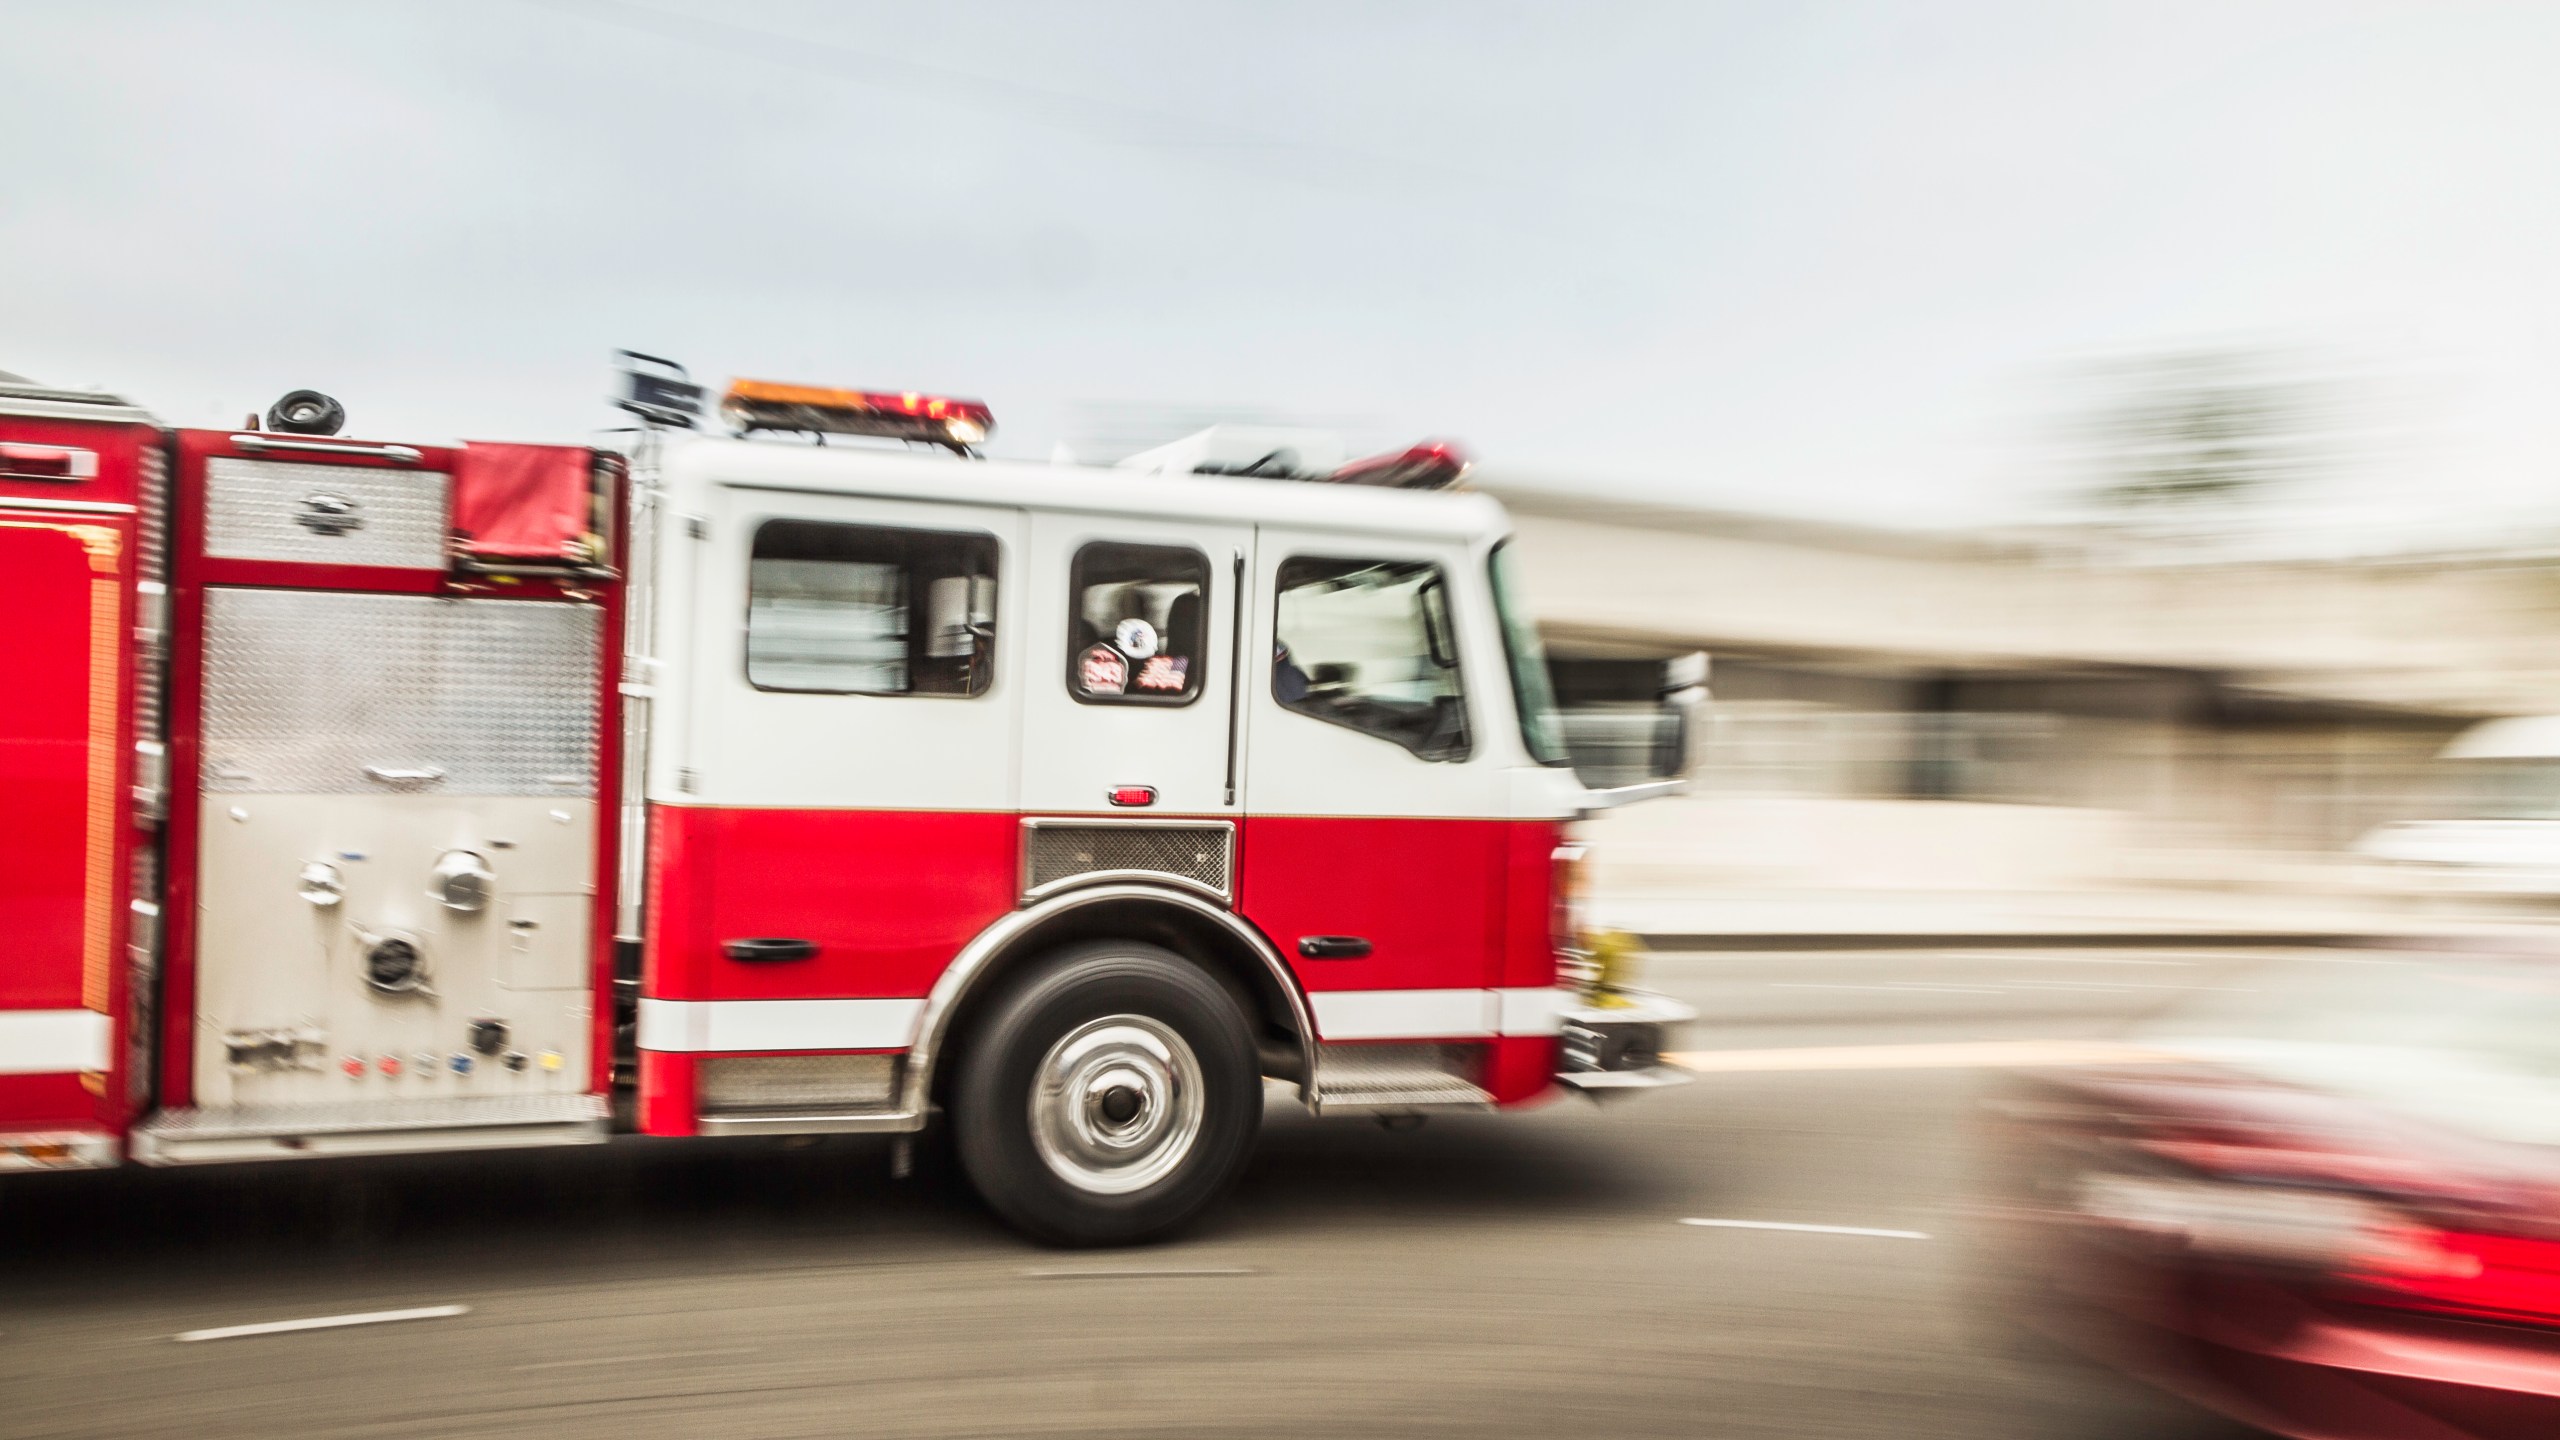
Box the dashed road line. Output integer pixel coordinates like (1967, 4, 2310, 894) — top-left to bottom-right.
(174, 1305, 469, 1343)
(1681, 1218, 1929, 1239)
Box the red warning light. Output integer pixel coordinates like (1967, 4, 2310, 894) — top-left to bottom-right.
(1326, 439, 1470, 490)
(720, 379, 994, 452)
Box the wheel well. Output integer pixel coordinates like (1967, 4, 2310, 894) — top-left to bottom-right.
(927, 894, 1309, 1112)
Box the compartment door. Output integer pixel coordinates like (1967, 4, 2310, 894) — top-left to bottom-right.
(0, 513, 127, 1123)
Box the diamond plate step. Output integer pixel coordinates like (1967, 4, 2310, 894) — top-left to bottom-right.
(1311, 1044, 1494, 1114)
(133, 1094, 608, 1165)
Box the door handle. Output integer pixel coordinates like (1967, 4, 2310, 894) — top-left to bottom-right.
(1297, 935, 1371, 960)
(361, 765, 446, 785)
(723, 937, 820, 963)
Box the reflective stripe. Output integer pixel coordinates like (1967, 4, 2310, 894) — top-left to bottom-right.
(0, 1009, 111, 1074)
(1494, 986, 1568, 1037)
(635, 997, 924, 1054)
(640, 988, 1563, 1052)
(1310, 987, 1569, 1041)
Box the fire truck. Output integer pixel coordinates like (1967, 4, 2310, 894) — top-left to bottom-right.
(0, 357, 1691, 1244)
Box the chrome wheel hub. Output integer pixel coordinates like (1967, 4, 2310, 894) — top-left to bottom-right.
(1030, 1015, 1205, 1195)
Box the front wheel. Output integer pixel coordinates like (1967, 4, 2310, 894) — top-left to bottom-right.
(953, 942, 1262, 1246)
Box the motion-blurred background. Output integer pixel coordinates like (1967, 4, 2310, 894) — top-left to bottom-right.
(20, 2, 2560, 941)
(15, 5, 2560, 1439)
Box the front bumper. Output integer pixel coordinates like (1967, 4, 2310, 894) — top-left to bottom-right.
(1556, 988, 1695, 1098)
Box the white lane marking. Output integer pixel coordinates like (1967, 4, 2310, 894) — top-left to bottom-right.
(1019, 1267, 1257, 1280)
(2005, 980, 2258, 993)
(174, 1304, 469, 1343)
(1667, 1039, 2184, 1073)
(1937, 952, 2197, 966)
(1765, 983, 2009, 995)
(1681, 1218, 1929, 1239)
(511, 1346, 754, 1372)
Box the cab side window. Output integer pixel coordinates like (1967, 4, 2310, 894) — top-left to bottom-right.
(1272, 556, 1470, 762)
(746, 519, 997, 697)
(1067, 542, 1209, 705)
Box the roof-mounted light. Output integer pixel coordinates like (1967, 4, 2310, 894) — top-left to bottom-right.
(720, 379, 995, 454)
(1324, 439, 1471, 490)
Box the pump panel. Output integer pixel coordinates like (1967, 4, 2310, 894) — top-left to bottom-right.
(188, 589, 603, 1109)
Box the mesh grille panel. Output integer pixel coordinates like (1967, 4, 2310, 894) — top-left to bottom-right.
(136, 444, 168, 581)
(133, 445, 167, 747)
(1024, 822, 1232, 898)
(699, 1055, 898, 1115)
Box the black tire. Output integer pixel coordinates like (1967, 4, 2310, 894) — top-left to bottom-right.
(953, 942, 1261, 1246)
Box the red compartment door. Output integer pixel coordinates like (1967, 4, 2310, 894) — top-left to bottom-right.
(0, 512, 126, 1128)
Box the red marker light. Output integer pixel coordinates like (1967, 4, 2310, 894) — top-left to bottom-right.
(1108, 785, 1157, 808)
(0, 442, 99, 482)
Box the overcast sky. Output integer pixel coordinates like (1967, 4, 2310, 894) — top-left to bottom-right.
(8, 1, 2560, 529)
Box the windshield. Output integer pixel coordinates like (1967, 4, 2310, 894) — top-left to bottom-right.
(2145, 951, 2560, 1144)
(1487, 542, 1569, 766)
(2448, 759, 2560, 820)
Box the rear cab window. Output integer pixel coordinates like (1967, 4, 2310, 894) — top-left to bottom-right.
(746, 519, 997, 696)
(1067, 541, 1209, 704)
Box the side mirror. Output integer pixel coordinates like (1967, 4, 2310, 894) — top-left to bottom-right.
(1647, 653, 1709, 783)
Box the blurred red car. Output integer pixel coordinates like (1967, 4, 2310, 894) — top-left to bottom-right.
(1977, 948, 2560, 1439)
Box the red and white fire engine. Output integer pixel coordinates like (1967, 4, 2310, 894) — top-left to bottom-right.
(0, 356, 1690, 1243)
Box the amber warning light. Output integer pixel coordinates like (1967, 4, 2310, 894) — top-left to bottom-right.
(721, 379, 995, 453)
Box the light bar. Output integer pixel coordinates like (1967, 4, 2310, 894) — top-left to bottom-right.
(1325, 439, 1469, 490)
(721, 379, 995, 452)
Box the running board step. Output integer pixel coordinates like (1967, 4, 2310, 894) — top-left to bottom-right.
(1310, 1044, 1493, 1115)
(133, 1094, 609, 1165)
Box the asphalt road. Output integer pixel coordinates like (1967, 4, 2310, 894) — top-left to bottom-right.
(0, 947, 2309, 1440)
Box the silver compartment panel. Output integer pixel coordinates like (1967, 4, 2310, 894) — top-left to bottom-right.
(203, 589, 602, 796)
(203, 457, 451, 568)
(191, 587, 605, 1122)
(190, 794, 599, 1110)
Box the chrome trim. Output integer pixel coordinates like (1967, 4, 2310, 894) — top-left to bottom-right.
(229, 434, 424, 464)
(0, 1129, 121, 1172)
(1564, 990, 1698, 1031)
(1026, 866, 1229, 904)
(898, 883, 1317, 1116)
(1574, 778, 1688, 813)
(695, 1110, 922, 1137)
(1018, 816, 1235, 903)
(1556, 1068, 1694, 1093)
(0, 497, 137, 516)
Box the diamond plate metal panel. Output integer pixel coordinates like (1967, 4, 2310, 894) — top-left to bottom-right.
(699, 1055, 898, 1115)
(203, 457, 450, 568)
(202, 589, 602, 795)
(1313, 1043, 1493, 1111)
(1024, 820, 1232, 900)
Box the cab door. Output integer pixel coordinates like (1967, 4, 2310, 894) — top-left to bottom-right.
(1238, 531, 1512, 1040)
(1019, 514, 1253, 819)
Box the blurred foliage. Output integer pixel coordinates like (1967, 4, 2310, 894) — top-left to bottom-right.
(2069, 347, 2339, 514)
